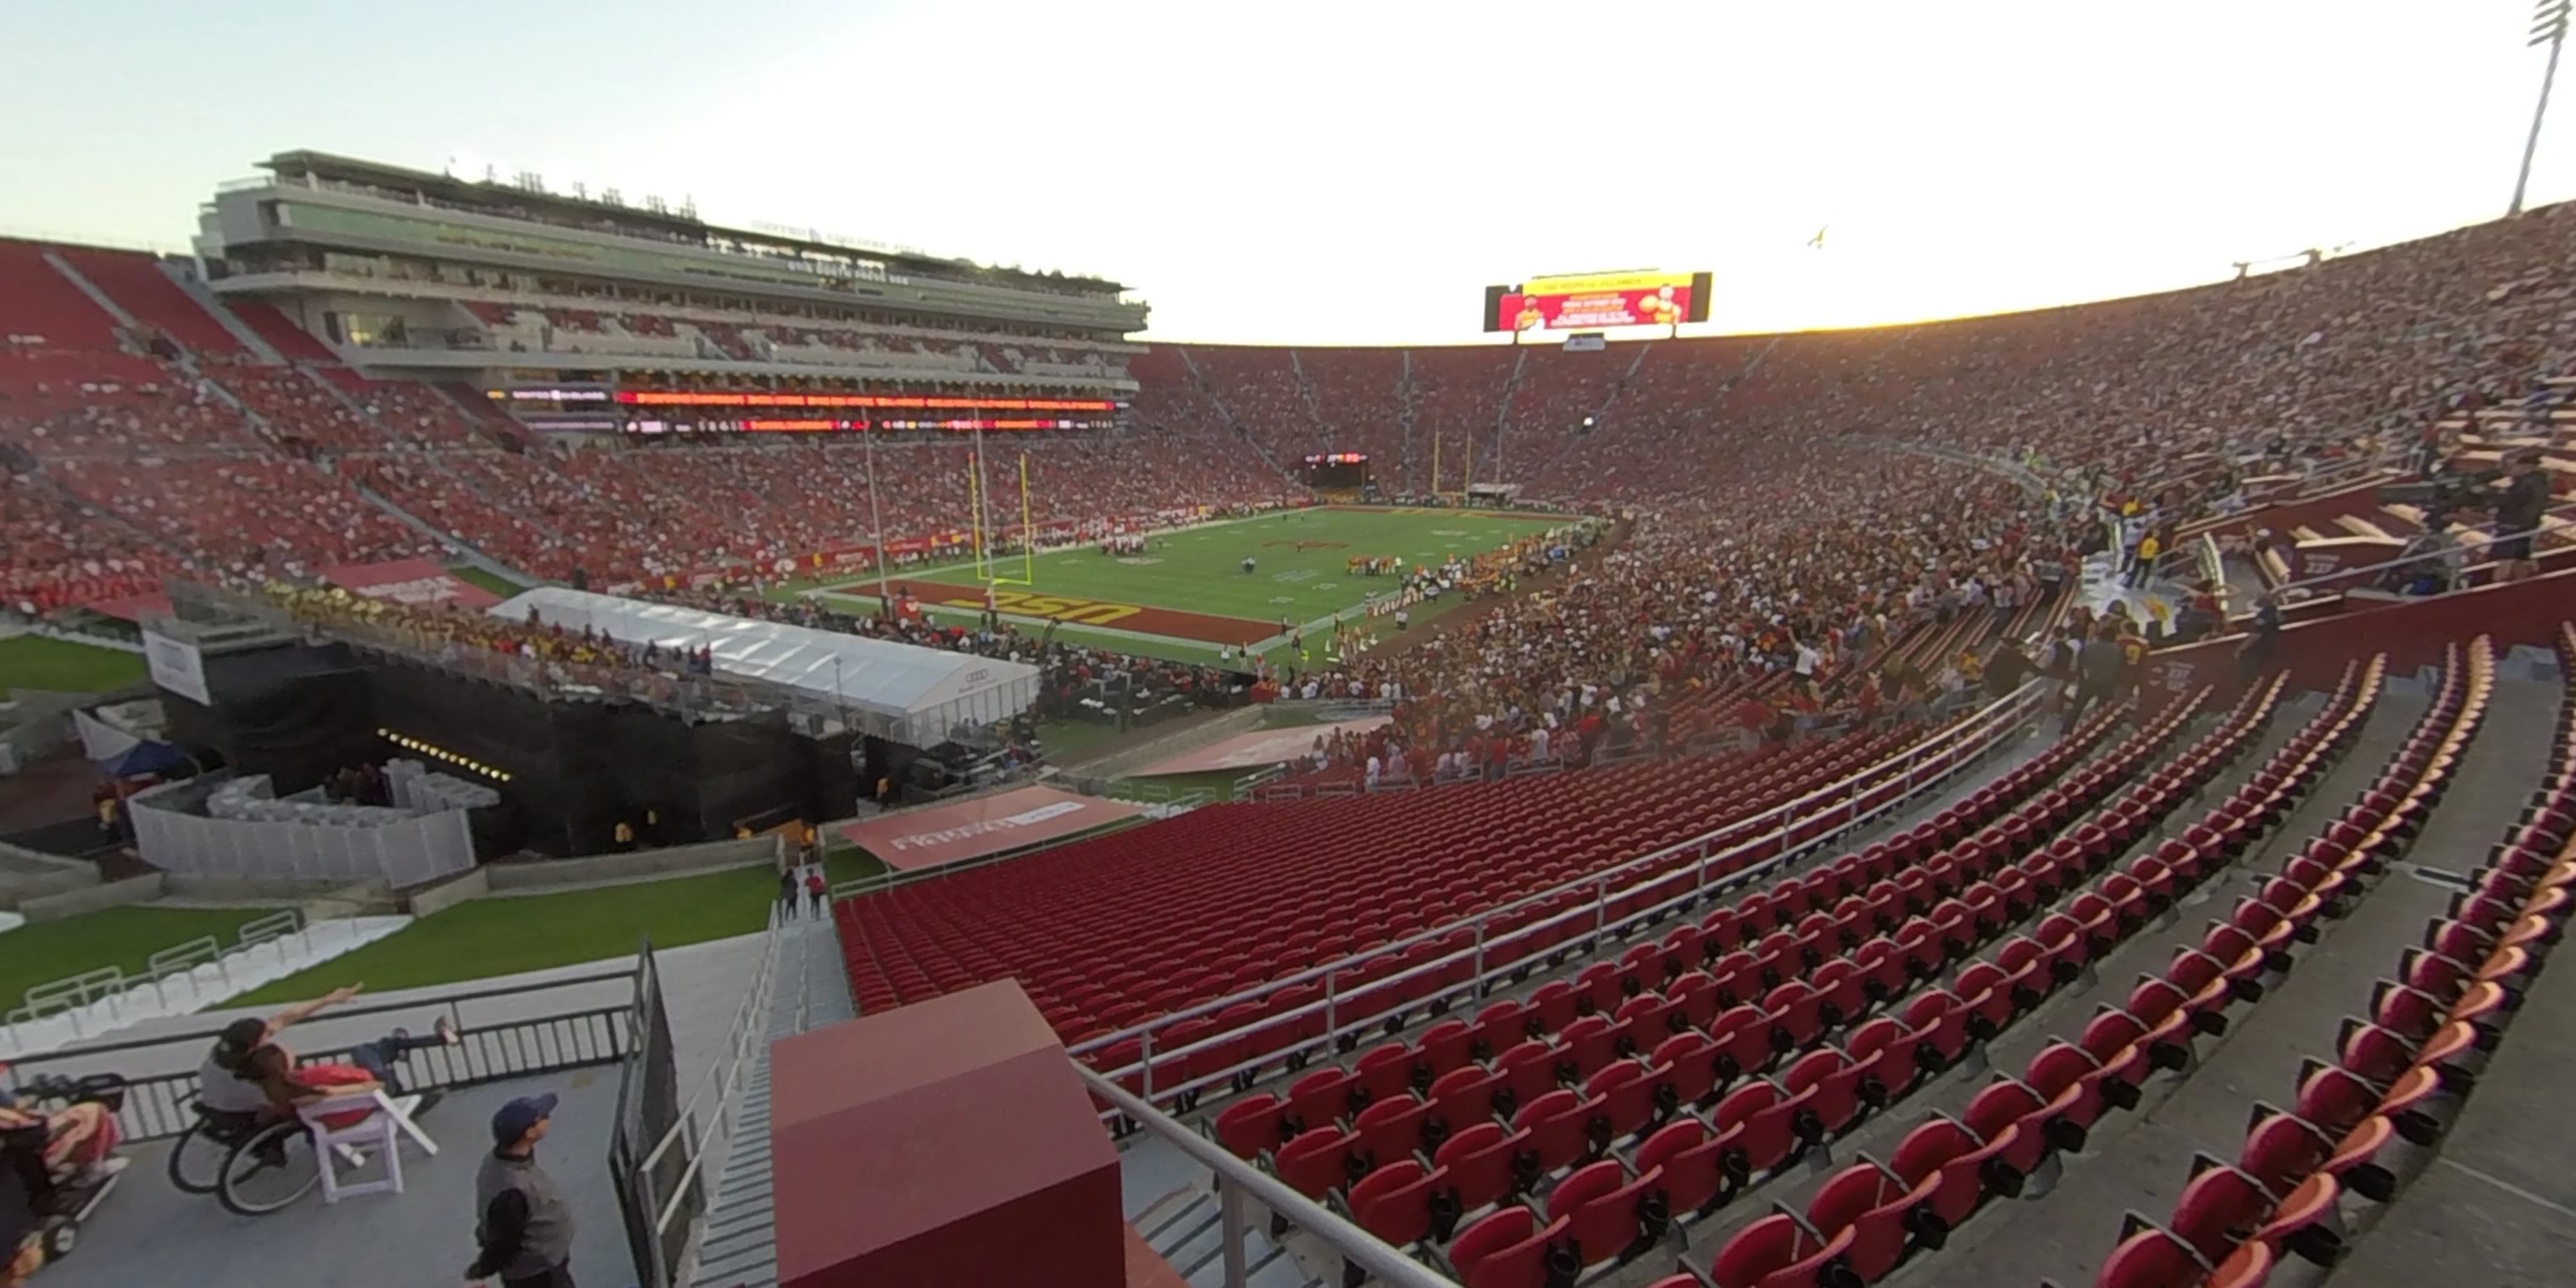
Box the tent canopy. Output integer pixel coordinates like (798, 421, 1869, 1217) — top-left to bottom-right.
(102, 740, 191, 778)
(487, 587, 1040, 739)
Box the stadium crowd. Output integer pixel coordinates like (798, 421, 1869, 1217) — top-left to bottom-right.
(6, 205, 2573, 736)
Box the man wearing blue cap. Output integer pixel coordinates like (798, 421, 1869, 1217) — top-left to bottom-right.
(465, 1093, 575, 1286)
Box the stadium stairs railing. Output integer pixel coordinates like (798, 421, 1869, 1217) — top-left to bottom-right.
(646, 906, 786, 1288)
(1078, 1063, 1461, 1288)
(0, 968, 640, 1143)
(2250, 502, 2576, 606)
(1071, 680, 2049, 1111)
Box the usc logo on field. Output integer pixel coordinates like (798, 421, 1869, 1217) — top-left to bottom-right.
(938, 589, 1142, 626)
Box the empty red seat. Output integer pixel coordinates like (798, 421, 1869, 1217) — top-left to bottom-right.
(1346, 1158, 1459, 1251)
(1706, 1208, 1858, 1288)
(1431, 1121, 1531, 1211)
(1447, 1207, 1572, 1288)
(1806, 1158, 1937, 1282)
(1275, 1125, 1357, 1200)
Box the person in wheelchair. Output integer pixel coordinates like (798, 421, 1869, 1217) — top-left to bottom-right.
(0, 1069, 120, 1191)
(198, 984, 461, 1139)
(0, 1069, 129, 1285)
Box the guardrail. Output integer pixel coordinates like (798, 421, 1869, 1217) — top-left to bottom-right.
(6, 909, 309, 1035)
(2261, 501, 2576, 602)
(1068, 680, 2047, 1107)
(0, 968, 637, 1143)
(641, 906, 785, 1282)
(1078, 1065, 1460, 1288)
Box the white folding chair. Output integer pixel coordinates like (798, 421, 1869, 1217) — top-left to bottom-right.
(297, 1090, 438, 1202)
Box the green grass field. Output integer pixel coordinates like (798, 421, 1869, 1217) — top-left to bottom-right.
(794, 508, 1566, 658)
(0, 906, 272, 1013)
(226, 865, 777, 1004)
(0, 636, 147, 696)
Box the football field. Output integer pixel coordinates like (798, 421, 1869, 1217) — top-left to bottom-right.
(800, 507, 1569, 661)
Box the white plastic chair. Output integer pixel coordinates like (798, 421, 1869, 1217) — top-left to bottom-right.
(297, 1090, 438, 1202)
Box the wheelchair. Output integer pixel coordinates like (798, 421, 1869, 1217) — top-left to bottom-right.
(0, 1073, 129, 1267)
(164, 1096, 323, 1217)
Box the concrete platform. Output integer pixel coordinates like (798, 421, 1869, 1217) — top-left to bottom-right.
(37, 1072, 627, 1288)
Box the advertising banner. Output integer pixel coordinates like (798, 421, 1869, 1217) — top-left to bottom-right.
(1486, 269, 1713, 332)
(836, 786, 1142, 871)
(141, 629, 211, 705)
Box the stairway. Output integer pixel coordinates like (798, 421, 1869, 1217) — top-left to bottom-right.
(1135, 1185, 1325, 1288)
(1178, 347, 1291, 482)
(157, 261, 285, 362)
(682, 913, 852, 1288)
(38, 251, 141, 332)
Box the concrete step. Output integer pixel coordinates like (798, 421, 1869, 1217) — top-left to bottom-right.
(1901, 675, 2556, 1288)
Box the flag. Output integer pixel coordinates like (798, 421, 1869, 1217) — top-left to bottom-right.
(1807, 226, 1829, 250)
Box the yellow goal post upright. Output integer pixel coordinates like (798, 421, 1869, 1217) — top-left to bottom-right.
(1427, 424, 1474, 505)
(966, 442, 1037, 587)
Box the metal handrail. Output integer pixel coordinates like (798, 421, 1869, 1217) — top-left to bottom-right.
(645, 904, 786, 1235)
(2256, 500, 2576, 602)
(1062, 680, 2044, 1073)
(1, 968, 637, 1065)
(1076, 1066, 1461, 1288)
(1095, 686, 2067, 1108)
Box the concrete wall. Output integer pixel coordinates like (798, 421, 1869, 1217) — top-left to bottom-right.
(402, 865, 490, 918)
(184, 875, 396, 920)
(0, 841, 101, 910)
(21, 874, 165, 921)
(484, 834, 781, 893)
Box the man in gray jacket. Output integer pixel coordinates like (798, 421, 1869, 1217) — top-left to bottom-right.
(466, 1094, 575, 1287)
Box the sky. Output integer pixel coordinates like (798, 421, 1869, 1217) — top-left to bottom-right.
(3, 0, 2572, 346)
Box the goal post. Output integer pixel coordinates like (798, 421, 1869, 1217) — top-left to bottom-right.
(968, 447, 1037, 587)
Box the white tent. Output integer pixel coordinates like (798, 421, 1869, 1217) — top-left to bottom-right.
(487, 587, 1040, 743)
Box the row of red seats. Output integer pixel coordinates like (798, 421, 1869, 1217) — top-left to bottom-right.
(1082, 713, 2033, 1095)
(53, 247, 243, 356)
(0, 240, 119, 349)
(1207, 680, 2246, 1283)
(852, 725, 1917, 1042)
(1202, 698, 2134, 1152)
(1430, 680, 2287, 1288)
(1286, 655, 2396, 1287)
(2083, 636, 2559, 1288)
(1690, 658, 2400, 1288)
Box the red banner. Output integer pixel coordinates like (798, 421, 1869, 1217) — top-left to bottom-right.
(836, 786, 1142, 871)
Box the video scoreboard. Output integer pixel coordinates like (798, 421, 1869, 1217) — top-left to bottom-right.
(1483, 269, 1713, 334)
(1301, 452, 1369, 489)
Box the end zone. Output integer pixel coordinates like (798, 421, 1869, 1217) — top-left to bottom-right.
(883, 579, 1280, 646)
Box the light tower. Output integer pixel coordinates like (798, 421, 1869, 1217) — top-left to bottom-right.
(2512, 0, 2572, 215)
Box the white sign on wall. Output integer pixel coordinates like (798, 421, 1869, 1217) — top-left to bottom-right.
(141, 630, 211, 705)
